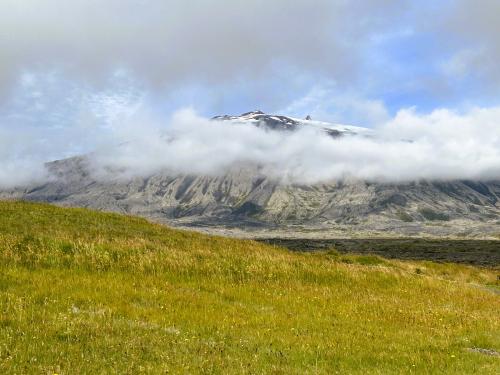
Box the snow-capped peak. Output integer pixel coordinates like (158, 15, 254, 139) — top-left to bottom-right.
(212, 111, 372, 137)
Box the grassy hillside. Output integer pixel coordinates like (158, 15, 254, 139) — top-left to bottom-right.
(0, 201, 499, 374)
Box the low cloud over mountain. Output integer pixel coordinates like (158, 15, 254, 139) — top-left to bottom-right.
(3, 106, 500, 189)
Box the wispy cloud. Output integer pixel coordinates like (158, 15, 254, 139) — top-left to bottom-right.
(281, 85, 390, 127)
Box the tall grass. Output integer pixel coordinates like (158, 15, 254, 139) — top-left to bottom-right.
(0, 201, 499, 374)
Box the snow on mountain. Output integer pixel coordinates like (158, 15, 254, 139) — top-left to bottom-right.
(212, 111, 373, 137)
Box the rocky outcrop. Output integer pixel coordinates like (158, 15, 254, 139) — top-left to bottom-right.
(2, 155, 500, 238)
(2, 111, 500, 238)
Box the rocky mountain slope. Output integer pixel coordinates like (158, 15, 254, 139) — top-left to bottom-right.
(2, 112, 500, 238)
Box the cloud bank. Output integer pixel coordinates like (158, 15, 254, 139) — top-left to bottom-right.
(2, 101, 500, 189)
(0, 0, 499, 105)
(88, 107, 500, 185)
(0, 0, 405, 97)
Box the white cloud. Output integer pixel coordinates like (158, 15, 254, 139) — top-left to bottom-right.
(2, 100, 500, 188)
(90, 106, 500, 184)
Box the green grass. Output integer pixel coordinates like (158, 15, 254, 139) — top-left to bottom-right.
(0, 201, 499, 374)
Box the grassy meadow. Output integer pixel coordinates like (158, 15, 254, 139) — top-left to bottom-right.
(0, 201, 499, 374)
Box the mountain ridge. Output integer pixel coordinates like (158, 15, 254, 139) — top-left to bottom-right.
(212, 110, 372, 137)
(2, 111, 500, 239)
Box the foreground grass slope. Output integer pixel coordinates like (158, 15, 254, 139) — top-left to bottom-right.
(0, 201, 499, 374)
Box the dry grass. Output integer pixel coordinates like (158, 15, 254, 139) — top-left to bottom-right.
(0, 201, 499, 374)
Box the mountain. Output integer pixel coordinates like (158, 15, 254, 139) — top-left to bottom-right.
(2, 111, 500, 238)
(212, 110, 372, 137)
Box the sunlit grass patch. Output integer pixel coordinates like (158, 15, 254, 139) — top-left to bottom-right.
(0, 201, 499, 374)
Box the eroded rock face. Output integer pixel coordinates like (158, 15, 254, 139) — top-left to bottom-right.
(2, 154, 500, 238)
(2, 112, 500, 238)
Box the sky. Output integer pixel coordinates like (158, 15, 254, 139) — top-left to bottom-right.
(1, 0, 500, 186)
